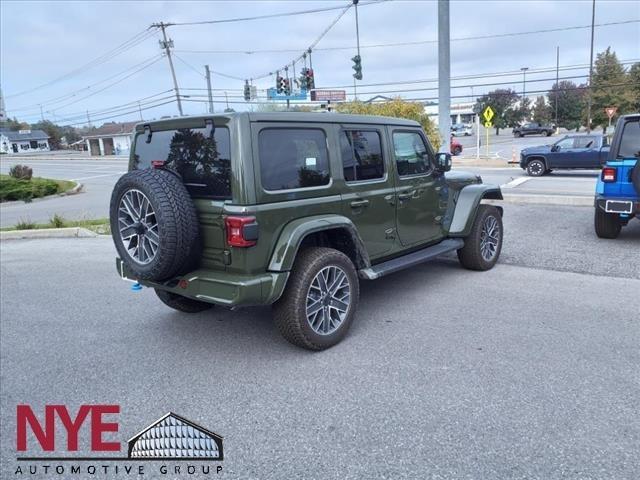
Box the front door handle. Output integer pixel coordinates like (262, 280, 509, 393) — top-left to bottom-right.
(350, 199, 370, 208)
(398, 191, 414, 201)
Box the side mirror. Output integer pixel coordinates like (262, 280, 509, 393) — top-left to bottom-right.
(551, 145, 559, 152)
(436, 152, 452, 172)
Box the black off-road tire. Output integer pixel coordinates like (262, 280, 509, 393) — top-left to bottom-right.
(594, 208, 621, 239)
(155, 289, 213, 313)
(526, 159, 546, 176)
(273, 247, 359, 351)
(457, 205, 503, 271)
(110, 169, 200, 281)
(632, 161, 640, 195)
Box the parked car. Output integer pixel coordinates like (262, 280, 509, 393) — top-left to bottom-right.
(519, 134, 609, 176)
(594, 114, 640, 239)
(450, 136, 463, 156)
(513, 122, 555, 137)
(451, 124, 473, 137)
(110, 112, 504, 350)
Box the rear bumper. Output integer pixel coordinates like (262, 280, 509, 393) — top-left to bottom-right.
(116, 257, 289, 307)
(594, 197, 640, 216)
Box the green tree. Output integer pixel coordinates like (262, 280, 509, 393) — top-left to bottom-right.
(474, 89, 519, 134)
(627, 62, 640, 112)
(0, 116, 30, 131)
(547, 81, 586, 130)
(30, 120, 63, 149)
(532, 96, 551, 124)
(337, 97, 440, 150)
(590, 47, 632, 129)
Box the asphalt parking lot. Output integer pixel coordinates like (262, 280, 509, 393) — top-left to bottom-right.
(1, 204, 638, 479)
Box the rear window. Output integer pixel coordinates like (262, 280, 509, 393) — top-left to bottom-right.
(258, 128, 330, 191)
(133, 127, 231, 199)
(618, 119, 640, 158)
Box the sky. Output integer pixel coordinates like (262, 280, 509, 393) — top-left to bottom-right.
(1, 0, 639, 127)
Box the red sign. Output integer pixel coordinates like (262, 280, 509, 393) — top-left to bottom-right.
(17, 404, 121, 452)
(310, 90, 346, 102)
(605, 107, 617, 119)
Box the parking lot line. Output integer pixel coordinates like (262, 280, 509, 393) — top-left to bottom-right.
(502, 177, 531, 188)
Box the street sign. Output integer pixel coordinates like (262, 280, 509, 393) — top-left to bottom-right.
(482, 106, 495, 124)
(605, 107, 617, 119)
(310, 90, 346, 102)
(484, 121, 492, 128)
(266, 88, 308, 101)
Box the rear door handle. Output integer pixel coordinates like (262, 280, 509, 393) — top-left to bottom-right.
(398, 191, 414, 201)
(350, 199, 370, 208)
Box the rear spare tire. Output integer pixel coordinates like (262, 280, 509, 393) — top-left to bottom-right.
(110, 169, 200, 281)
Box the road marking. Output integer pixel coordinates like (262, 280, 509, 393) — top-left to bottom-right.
(71, 172, 126, 181)
(501, 177, 531, 189)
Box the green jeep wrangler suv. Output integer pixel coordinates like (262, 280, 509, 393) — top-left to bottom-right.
(110, 112, 504, 350)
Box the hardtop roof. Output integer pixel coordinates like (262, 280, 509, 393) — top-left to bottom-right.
(134, 111, 421, 132)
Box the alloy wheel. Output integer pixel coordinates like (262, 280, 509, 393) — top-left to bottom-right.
(480, 215, 500, 262)
(306, 265, 351, 335)
(117, 189, 160, 265)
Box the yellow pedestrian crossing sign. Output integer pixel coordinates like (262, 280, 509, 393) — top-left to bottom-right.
(482, 106, 495, 124)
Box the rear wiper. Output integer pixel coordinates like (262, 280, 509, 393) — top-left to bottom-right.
(144, 125, 152, 144)
(205, 119, 215, 140)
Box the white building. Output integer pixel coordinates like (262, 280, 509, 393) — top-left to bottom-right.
(82, 121, 137, 156)
(424, 101, 477, 125)
(0, 128, 50, 154)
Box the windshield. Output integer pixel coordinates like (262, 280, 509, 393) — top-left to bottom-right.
(617, 119, 640, 158)
(133, 126, 231, 199)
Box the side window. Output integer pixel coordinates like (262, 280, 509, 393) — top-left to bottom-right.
(574, 136, 595, 149)
(259, 128, 330, 191)
(556, 137, 575, 149)
(393, 131, 430, 176)
(340, 130, 384, 182)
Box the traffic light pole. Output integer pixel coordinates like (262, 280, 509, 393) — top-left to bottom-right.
(437, 0, 451, 153)
(586, 0, 596, 133)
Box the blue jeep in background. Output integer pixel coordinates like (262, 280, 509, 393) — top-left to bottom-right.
(520, 134, 609, 176)
(594, 114, 640, 239)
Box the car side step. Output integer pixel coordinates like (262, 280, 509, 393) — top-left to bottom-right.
(358, 238, 464, 280)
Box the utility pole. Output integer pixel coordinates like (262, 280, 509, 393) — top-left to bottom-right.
(138, 101, 144, 121)
(154, 22, 183, 116)
(520, 67, 529, 101)
(437, 0, 451, 153)
(86, 110, 91, 127)
(39, 104, 44, 122)
(586, 0, 596, 133)
(555, 46, 559, 130)
(205, 65, 214, 113)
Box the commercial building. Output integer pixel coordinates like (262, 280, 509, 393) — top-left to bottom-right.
(0, 128, 50, 154)
(82, 121, 137, 156)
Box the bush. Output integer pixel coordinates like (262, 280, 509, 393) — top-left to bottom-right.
(15, 218, 36, 230)
(0, 175, 59, 202)
(49, 214, 66, 228)
(9, 164, 33, 180)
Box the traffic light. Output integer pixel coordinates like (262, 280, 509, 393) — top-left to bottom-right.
(352, 55, 362, 80)
(276, 75, 286, 94)
(283, 78, 291, 96)
(305, 68, 315, 90)
(243, 81, 251, 102)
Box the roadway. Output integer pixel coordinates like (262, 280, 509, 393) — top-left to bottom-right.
(1, 204, 638, 479)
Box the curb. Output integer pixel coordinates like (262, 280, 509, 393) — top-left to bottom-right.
(0, 182, 83, 207)
(0, 227, 98, 240)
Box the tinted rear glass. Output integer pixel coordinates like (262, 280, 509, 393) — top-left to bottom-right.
(258, 128, 330, 191)
(133, 127, 231, 199)
(340, 130, 384, 182)
(618, 120, 640, 158)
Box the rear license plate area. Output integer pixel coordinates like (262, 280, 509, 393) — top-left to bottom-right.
(605, 200, 633, 214)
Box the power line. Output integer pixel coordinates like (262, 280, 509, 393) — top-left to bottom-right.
(58, 99, 178, 127)
(174, 19, 639, 55)
(163, 0, 389, 27)
(10, 54, 166, 114)
(5, 29, 157, 99)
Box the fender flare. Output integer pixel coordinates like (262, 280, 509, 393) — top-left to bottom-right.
(448, 184, 503, 237)
(267, 215, 370, 272)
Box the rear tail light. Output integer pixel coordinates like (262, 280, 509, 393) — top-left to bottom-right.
(601, 167, 617, 182)
(225, 216, 258, 247)
(151, 160, 165, 168)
